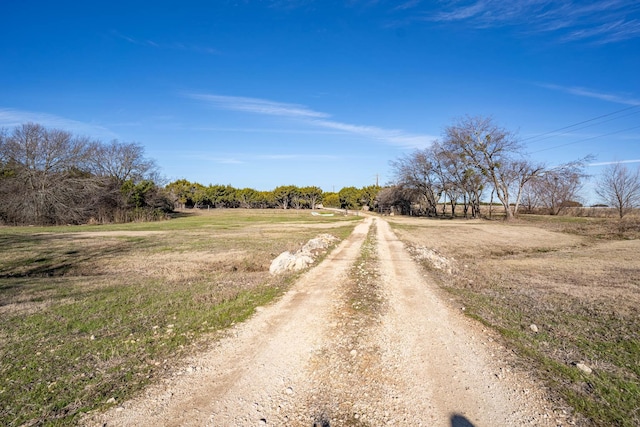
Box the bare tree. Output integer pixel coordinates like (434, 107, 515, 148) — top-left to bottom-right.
(0, 123, 94, 224)
(0, 128, 7, 163)
(531, 158, 591, 215)
(433, 143, 486, 218)
(390, 148, 441, 216)
(432, 146, 458, 216)
(595, 162, 640, 218)
(442, 116, 522, 220)
(506, 159, 545, 216)
(88, 139, 156, 184)
(520, 180, 541, 214)
(0, 123, 170, 225)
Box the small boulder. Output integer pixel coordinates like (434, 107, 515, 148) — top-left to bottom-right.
(292, 254, 314, 270)
(269, 234, 338, 275)
(576, 362, 592, 374)
(301, 234, 339, 254)
(269, 251, 296, 275)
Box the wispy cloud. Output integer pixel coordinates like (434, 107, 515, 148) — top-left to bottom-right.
(187, 94, 329, 119)
(180, 151, 338, 164)
(186, 93, 435, 149)
(187, 126, 344, 135)
(536, 83, 640, 106)
(421, 0, 640, 44)
(561, 18, 640, 44)
(311, 119, 434, 148)
(258, 153, 340, 160)
(428, 1, 490, 22)
(0, 108, 117, 138)
(394, 0, 423, 11)
(180, 152, 245, 164)
(112, 30, 219, 55)
(589, 159, 640, 166)
(215, 158, 245, 164)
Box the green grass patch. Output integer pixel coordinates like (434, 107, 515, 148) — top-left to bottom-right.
(0, 209, 360, 426)
(0, 278, 281, 426)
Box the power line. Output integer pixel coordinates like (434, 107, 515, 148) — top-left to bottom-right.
(528, 124, 640, 154)
(522, 104, 640, 144)
(522, 109, 640, 145)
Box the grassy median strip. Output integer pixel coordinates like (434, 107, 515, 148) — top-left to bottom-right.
(310, 219, 382, 427)
(347, 222, 383, 320)
(0, 209, 359, 426)
(390, 215, 640, 427)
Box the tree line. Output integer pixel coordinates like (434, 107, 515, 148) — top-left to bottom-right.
(0, 123, 381, 225)
(2, 120, 638, 226)
(165, 180, 381, 212)
(384, 116, 640, 219)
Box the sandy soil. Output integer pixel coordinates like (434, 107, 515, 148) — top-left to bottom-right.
(86, 217, 559, 426)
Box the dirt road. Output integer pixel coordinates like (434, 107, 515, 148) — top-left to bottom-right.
(89, 217, 557, 426)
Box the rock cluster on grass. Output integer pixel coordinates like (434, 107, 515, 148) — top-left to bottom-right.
(269, 234, 339, 275)
(408, 245, 456, 275)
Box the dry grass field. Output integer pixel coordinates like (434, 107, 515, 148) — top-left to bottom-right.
(0, 209, 360, 426)
(2, 209, 638, 426)
(388, 214, 640, 426)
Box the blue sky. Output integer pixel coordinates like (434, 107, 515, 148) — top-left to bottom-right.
(2, 1, 639, 203)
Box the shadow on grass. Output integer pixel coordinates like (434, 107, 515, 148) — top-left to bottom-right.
(168, 209, 198, 219)
(0, 233, 135, 279)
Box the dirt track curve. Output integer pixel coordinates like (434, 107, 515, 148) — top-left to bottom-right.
(88, 217, 559, 426)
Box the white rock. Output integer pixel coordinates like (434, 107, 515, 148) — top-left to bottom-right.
(269, 234, 338, 275)
(301, 234, 339, 253)
(269, 251, 296, 275)
(576, 362, 592, 374)
(292, 254, 314, 270)
(412, 246, 455, 273)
